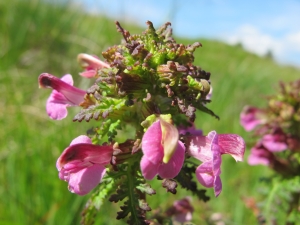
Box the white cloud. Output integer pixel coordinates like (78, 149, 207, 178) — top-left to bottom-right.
(223, 24, 300, 67)
(224, 24, 283, 57)
(286, 32, 300, 51)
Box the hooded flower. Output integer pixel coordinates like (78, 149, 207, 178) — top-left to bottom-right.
(77, 53, 110, 78)
(261, 129, 287, 152)
(240, 106, 266, 131)
(56, 135, 112, 195)
(248, 142, 275, 166)
(140, 120, 185, 180)
(187, 130, 245, 196)
(39, 73, 86, 120)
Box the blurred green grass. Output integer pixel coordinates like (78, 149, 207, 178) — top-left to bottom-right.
(1, 0, 300, 224)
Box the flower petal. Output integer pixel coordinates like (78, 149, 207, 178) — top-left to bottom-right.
(79, 70, 97, 78)
(195, 161, 214, 188)
(158, 141, 185, 179)
(77, 53, 110, 70)
(56, 143, 112, 170)
(262, 134, 287, 152)
(142, 120, 164, 164)
(187, 135, 213, 162)
(39, 73, 85, 105)
(68, 164, 106, 195)
(70, 135, 92, 145)
(211, 138, 221, 176)
(195, 161, 222, 197)
(60, 74, 74, 85)
(218, 134, 245, 161)
(248, 144, 274, 166)
(240, 106, 265, 131)
(140, 156, 160, 180)
(213, 175, 222, 197)
(46, 90, 69, 120)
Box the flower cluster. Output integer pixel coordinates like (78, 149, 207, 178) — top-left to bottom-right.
(39, 21, 245, 224)
(240, 80, 300, 224)
(240, 80, 300, 174)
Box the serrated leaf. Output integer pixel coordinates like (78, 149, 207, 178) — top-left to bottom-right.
(136, 183, 156, 195)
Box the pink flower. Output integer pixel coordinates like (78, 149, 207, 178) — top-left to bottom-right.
(240, 106, 266, 131)
(262, 129, 287, 152)
(166, 197, 194, 223)
(56, 135, 112, 195)
(77, 53, 110, 78)
(187, 130, 245, 196)
(38, 73, 86, 120)
(248, 142, 275, 166)
(140, 120, 185, 180)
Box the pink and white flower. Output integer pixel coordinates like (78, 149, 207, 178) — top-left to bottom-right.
(38, 73, 86, 120)
(187, 130, 245, 196)
(56, 135, 112, 195)
(140, 120, 185, 180)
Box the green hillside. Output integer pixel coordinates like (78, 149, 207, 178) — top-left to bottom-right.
(1, 0, 299, 224)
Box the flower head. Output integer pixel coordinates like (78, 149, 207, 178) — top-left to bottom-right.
(38, 73, 86, 120)
(140, 120, 185, 180)
(187, 130, 245, 196)
(56, 135, 112, 195)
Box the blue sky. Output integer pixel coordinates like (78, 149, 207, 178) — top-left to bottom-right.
(79, 0, 300, 67)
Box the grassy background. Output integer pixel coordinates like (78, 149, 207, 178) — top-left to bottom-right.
(1, 0, 300, 224)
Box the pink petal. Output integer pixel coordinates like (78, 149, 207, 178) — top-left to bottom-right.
(77, 53, 110, 69)
(211, 141, 222, 176)
(68, 164, 106, 195)
(39, 73, 85, 105)
(195, 162, 214, 188)
(140, 156, 160, 180)
(70, 135, 92, 145)
(240, 106, 265, 131)
(187, 135, 213, 162)
(196, 162, 223, 197)
(142, 120, 164, 164)
(46, 91, 69, 120)
(60, 74, 74, 86)
(56, 144, 112, 170)
(213, 176, 222, 197)
(218, 134, 245, 161)
(77, 53, 109, 77)
(158, 141, 185, 179)
(79, 70, 97, 78)
(262, 134, 287, 152)
(248, 144, 274, 166)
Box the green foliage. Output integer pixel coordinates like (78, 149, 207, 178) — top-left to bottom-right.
(1, 0, 300, 224)
(108, 163, 155, 225)
(261, 176, 300, 225)
(81, 178, 117, 225)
